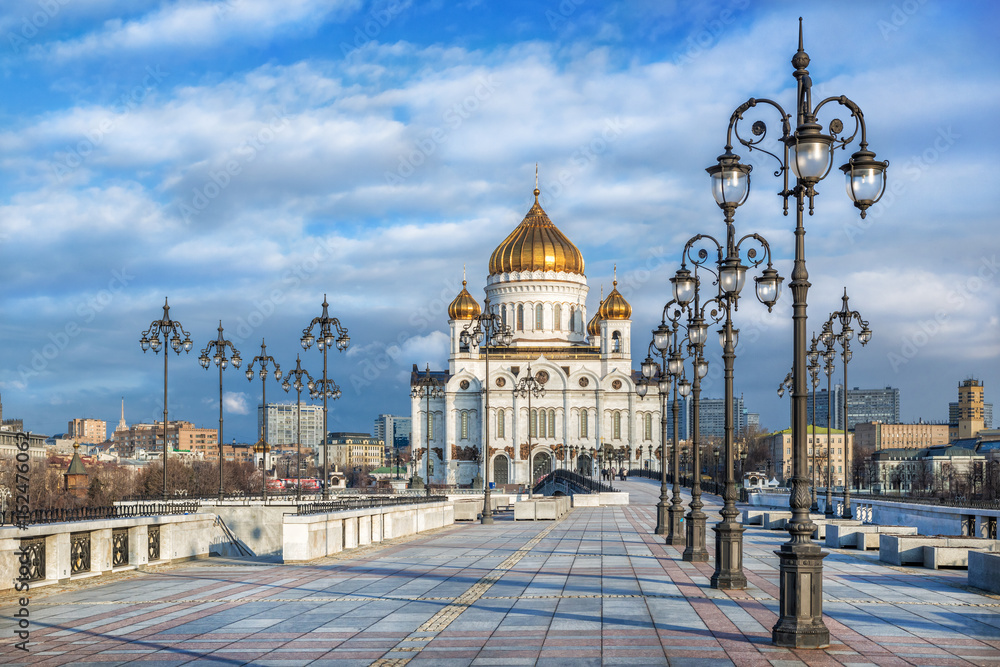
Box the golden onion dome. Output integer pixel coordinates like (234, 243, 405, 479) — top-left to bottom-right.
(597, 279, 631, 320)
(586, 285, 603, 338)
(489, 188, 585, 276)
(448, 280, 481, 320)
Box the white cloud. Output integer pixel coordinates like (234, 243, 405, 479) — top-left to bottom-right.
(223, 391, 251, 415)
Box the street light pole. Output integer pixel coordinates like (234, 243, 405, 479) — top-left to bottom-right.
(461, 298, 513, 525)
(139, 298, 193, 501)
(807, 334, 821, 513)
(514, 365, 545, 499)
(411, 365, 444, 497)
(199, 322, 242, 501)
(245, 339, 281, 503)
(281, 355, 315, 503)
(823, 341, 836, 517)
(301, 295, 349, 500)
(708, 19, 887, 646)
(821, 290, 871, 518)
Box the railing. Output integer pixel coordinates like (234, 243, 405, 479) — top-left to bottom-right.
(850, 493, 1000, 510)
(1, 502, 201, 527)
(533, 469, 619, 495)
(296, 495, 448, 516)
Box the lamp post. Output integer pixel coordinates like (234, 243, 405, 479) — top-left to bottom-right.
(281, 355, 315, 502)
(410, 364, 444, 497)
(709, 18, 887, 646)
(460, 298, 513, 525)
(821, 290, 871, 518)
(513, 364, 545, 499)
(301, 295, 349, 500)
(807, 335, 822, 512)
(198, 322, 242, 501)
(139, 298, 193, 501)
(656, 316, 688, 545)
(822, 341, 836, 517)
(245, 339, 281, 502)
(671, 225, 780, 585)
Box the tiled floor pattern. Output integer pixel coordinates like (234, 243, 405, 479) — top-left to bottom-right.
(1, 479, 998, 666)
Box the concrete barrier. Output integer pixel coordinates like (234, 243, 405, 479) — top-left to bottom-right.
(572, 495, 600, 507)
(879, 535, 1000, 567)
(0, 513, 213, 592)
(969, 551, 1000, 593)
(826, 524, 917, 549)
(535, 500, 558, 520)
(762, 512, 793, 530)
(514, 501, 536, 521)
(454, 500, 480, 521)
(283, 501, 453, 563)
(742, 509, 765, 525)
(810, 518, 862, 540)
(923, 545, 995, 570)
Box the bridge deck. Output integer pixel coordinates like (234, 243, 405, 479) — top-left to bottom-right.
(2, 478, 999, 665)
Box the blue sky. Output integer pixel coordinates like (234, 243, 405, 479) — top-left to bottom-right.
(1, 0, 997, 442)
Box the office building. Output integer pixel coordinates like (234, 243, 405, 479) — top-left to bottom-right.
(68, 418, 107, 444)
(854, 421, 949, 451)
(258, 403, 325, 450)
(765, 427, 853, 488)
(807, 385, 900, 431)
(327, 432, 385, 470)
(696, 395, 746, 439)
(949, 378, 991, 440)
(374, 414, 411, 450)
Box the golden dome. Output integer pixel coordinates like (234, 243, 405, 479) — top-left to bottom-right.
(448, 280, 481, 320)
(597, 279, 631, 320)
(488, 188, 584, 276)
(586, 310, 601, 338)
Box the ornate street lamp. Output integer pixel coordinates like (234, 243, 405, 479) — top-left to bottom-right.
(281, 355, 315, 502)
(139, 297, 193, 501)
(807, 334, 822, 512)
(199, 322, 242, 500)
(460, 298, 513, 525)
(410, 364, 444, 497)
(245, 339, 281, 502)
(821, 289, 871, 518)
(821, 336, 837, 517)
(672, 208, 781, 589)
(710, 19, 887, 647)
(301, 295, 349, 500)
(514, 365, 545, 499)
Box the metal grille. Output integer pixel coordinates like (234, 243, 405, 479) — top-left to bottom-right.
(112, 528, 128, 567)
(148, 526, 160, 560)
(20, 538, 45, 582)
(70, 532, 91, 574)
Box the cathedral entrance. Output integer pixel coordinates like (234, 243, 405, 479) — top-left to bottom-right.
(531, 452, 552, 482)
(578, 454, 592, 476)
(493, 455, 510, 486)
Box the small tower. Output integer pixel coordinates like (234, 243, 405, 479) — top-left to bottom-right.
(448, 271, 481, 359)
(64, 442, 90, 499)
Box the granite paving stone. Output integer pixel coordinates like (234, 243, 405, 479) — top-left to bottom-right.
(2, 478, 999, 665)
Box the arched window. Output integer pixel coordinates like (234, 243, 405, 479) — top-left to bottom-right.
(535, 304, 544, 330)
(517, 305, 524, 331)
(569, 307, 576, 332)
(612, 331, 621, 352)
(554, 306, 561, 331)
(644, 413, 652, 440)
(501, 307, 507, 329)
(613, 411, 621, 440)
(427, 412, 434, 440)
(497, 408, 505, 439)
(580, 410, 588, 438)
(548, 410, 556, 438)
(530, 408, 538, 438)
(461, 411, 469, 440)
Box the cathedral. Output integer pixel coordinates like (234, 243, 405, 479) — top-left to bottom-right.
(410, 186, 663, 489)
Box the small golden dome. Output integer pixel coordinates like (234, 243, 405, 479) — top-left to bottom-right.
(586, 310, 601, 338)
(448, 280, 481, 320)
(597, 279, 631, 320)
(488, 188, 585, 276)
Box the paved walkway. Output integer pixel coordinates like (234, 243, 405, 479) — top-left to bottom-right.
(2, 478, 1000, 666)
